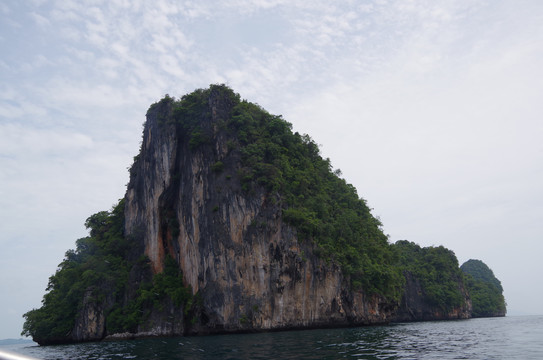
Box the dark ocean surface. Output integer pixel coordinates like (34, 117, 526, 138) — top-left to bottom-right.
(2, 315, 542, 359)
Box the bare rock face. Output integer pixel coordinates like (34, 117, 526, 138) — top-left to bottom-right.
(392, 272, 472, 322)
(123, 90, 395, 335)
(72, 289, 107, 342)
(136, 298, 185, 336)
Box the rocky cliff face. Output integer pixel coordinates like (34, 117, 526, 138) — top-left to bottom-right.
(392, 272, 472, 322)
(20, 86, 498, 346)
(71, 289, 108, 342)
(123, 90, 396, 335)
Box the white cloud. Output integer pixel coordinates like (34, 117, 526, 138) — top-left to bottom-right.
(0, 3, 10, 15)
(29, 11, 50, 27)
(0, 90, 48, 120)
(0, 123, 94, 157)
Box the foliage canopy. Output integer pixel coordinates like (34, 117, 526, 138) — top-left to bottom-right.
(21, 200, 193, 342)
(393, 240, 465, 311)
(22, 200, 130, 342)
(167, 84, 403, 298)
(461, 259, 506, 317)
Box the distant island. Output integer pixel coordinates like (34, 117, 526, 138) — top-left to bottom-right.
(0, 338, 34, 345)
(22, 85, 506, 345)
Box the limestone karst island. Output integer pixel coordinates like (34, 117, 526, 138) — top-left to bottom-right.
(22, 85, 506, 345)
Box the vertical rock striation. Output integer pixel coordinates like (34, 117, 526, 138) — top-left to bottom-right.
(123, 89, 395, 334)
(21, 86, 501, 345)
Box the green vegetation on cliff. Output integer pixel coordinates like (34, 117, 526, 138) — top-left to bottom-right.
(22, 200, 130, 343)
(22, 85, 505, 344)
(106, 254, 193, 334)
(393, 241, 465, 312)
(21, 200, 193, 343)
(461, 259, 506, 317)
(165, 84, 403, 298)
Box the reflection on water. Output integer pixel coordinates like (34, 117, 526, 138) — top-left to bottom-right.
(6, 316, 543, 360)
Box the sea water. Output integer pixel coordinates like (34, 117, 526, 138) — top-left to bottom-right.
(3, 315, 542, 359)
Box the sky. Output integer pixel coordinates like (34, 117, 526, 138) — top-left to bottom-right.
(1, 0, 542, 339)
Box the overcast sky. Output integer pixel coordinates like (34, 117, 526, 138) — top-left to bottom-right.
(1, 0, 542, 339)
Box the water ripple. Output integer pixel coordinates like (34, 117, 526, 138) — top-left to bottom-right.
(6, 316, 543, 360)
